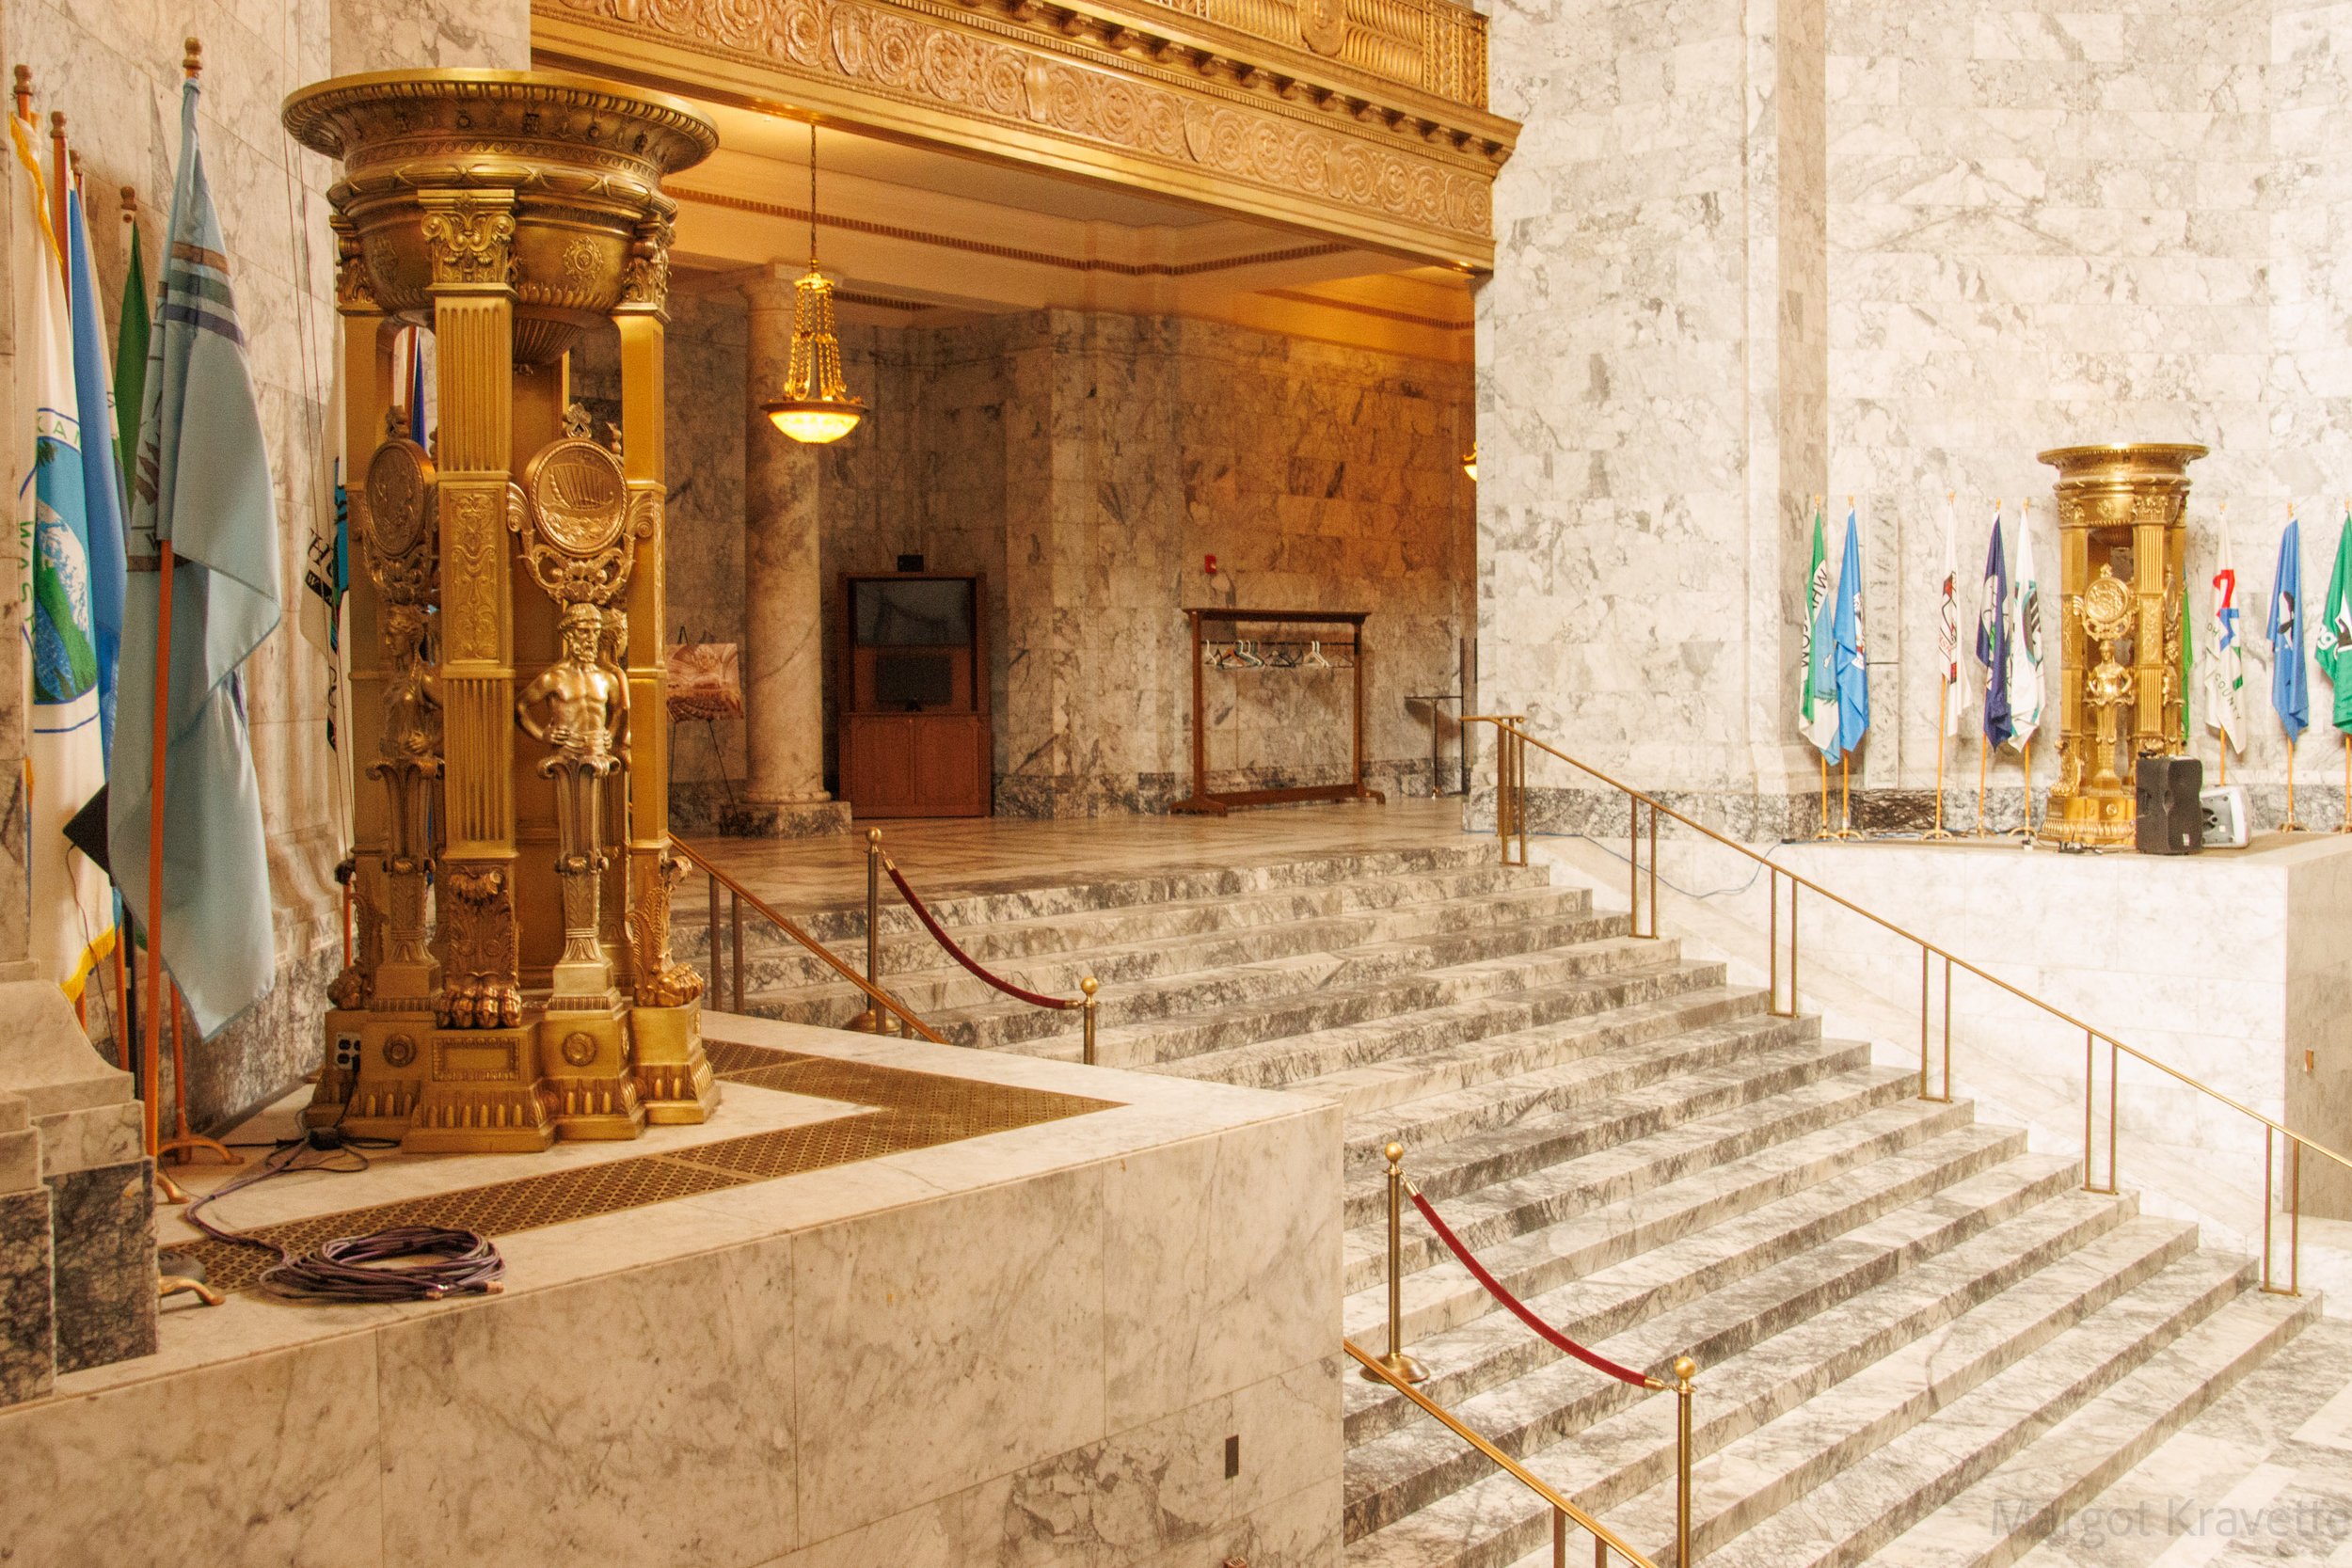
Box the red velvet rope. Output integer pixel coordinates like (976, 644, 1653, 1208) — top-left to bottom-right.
(1409, 1190, 1657, 1389)
(884, 861, 1077, 1011)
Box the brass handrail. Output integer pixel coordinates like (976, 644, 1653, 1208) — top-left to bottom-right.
(666, 834, 946, 1045)
(1346, 1339, 1665, 1568)
(1465, 715, 2352, 1292)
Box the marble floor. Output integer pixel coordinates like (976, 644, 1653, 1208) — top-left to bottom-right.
(684, 797, 1481, 912)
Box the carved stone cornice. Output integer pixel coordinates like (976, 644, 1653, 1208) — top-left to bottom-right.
(531, 0, 1517, 268)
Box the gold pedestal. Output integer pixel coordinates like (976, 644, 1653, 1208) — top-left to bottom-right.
(286, 71, 721, 1151)
(2035, 443, 2208, 848)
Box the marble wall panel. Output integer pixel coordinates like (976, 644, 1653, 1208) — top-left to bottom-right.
(0, 1328, 385, 1565)
(1481, 0, 2352, 827)
(45, 1156, 152, 1373)
(376, 1235, 799, 1568)
(791, 1161, 1106, 1541)
(0, 1180, 53, 1405)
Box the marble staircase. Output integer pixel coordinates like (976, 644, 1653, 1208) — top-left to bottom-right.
(691, 833, 2324, 1568)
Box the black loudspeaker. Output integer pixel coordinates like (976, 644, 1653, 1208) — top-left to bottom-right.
(2135, 755, 2204, 854)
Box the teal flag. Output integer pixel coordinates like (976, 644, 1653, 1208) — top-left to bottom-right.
(114, 212, 148, 499)
(108, 77, 281, 1039)
(2318, 509, 2352, 735)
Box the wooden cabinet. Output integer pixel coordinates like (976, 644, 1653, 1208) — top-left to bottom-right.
(838, 574, 992, 817)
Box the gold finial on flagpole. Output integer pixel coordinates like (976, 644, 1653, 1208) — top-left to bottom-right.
(120, 183, 135, 222)
(183, 37, 202, 79)
(12, 65, 29, 125)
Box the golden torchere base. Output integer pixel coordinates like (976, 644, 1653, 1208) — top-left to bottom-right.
(306, 999, 718, 1152)
(2039, 783, 2137, 847)
(632, 1001, 721, 1124)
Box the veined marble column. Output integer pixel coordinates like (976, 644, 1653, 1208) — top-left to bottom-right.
(740, 264, 850, 834)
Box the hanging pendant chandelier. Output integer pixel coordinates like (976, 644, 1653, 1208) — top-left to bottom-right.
(762, 120, 866, 444)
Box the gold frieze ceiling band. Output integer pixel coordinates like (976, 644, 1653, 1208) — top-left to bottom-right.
(677, 183, 1349, 274)
(532, 0, 1517, 270)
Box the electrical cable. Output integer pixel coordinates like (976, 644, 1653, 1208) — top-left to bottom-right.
(181, 1128, 504, 1305)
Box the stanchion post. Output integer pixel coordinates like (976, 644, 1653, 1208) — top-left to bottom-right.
(1360, 1141, 1428, 1384)
(1080, 975, 1099, 1066)
(1674, 1354, 1696, 1568)
(850, 828, 884, 1032)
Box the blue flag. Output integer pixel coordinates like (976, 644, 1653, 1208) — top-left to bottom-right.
(1977, 512, 2012, 749)
(2271, 515, 2309, 743)
(65, 183, 128, 757)
(108, 77, 282, 1039)
(1832, 505, 1870, 756)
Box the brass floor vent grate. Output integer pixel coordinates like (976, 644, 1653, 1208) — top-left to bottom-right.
(176, 1040, 1117, 1294)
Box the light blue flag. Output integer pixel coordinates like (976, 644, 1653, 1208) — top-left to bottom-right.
(109, 76, 281, 1039)
(1832, 506, 1870, 755)
(2270, 515, 2309, 744)
(66, 184, 127, 757)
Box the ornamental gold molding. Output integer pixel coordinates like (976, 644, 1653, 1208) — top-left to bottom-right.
(532, 0, 1515, 268)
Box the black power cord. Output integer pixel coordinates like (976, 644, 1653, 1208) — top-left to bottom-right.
(182, 1127, 505, 1305)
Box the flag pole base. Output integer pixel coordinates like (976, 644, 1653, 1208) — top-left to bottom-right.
(155, 1132, 241, 1169)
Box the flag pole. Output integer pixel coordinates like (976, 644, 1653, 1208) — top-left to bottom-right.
(2340, 733, 2351, 833)
(2285, 730, 2305, 832)
(1838, 754, 1855, 838)
(2018, 741, 2034, 845)
(1975, 741, 1988, 835)
(1815, 752, 1831, 840)
(1925, 682, 1953, 840)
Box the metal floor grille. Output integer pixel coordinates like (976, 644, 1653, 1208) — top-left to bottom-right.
(178, 1039, 1117, 1293)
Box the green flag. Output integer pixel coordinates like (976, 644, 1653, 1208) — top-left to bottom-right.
(113, 213, 148, 497)
(1800, 503, 1836, 751)
(2318, 507, 2352, 734)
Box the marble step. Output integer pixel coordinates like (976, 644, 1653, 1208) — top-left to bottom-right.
(1118, 943, 1712, 1082)
(1339, 1018, 1847, 1193)
(1343, 1154, 2091, 1449)
(1362, 1224, 2227, 1568)
(1343, 1170, 2130, 1538)
(1866, 1292, 2324, 1568)
(684, 838, 1535, 954)
(1684, 1258, 2310, 1568)
(1343, 1087, 1994, 1344)
(705, 874, 1597, 999)
(1332, 1004, 1820, 1149)
(750, 899, 1631, 1039)
(1340, 1035, 1880, 1239)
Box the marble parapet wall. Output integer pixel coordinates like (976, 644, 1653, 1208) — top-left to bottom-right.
(0, 1023, 1343, 1567)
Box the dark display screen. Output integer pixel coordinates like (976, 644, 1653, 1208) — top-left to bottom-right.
(853, 578, 972, 647)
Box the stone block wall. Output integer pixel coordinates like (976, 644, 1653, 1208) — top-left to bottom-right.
(613, 304, 1475, 823)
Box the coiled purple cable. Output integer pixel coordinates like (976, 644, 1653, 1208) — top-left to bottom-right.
(182, 1133, 505, 1305)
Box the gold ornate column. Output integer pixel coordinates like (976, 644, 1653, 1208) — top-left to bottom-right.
(2037, 443, 2208, 847)
(286, 70, 718, 1152)
(308, 222, 402, 1132)
(613, 214, 716, 1121)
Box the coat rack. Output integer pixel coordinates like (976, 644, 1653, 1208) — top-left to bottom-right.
(1174, 607, 1385, 815)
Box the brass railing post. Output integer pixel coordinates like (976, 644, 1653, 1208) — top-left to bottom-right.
(1552, 1506, 1566, 1568)
(850, 828, 885, 1033)
(1361, 1141, 1429, 1384)
(1674, 1355, 1696, 1568)
(730, 889, 745, 1015)
(707, 870, 721, 1007)
(1081, 975, 1099, 1066)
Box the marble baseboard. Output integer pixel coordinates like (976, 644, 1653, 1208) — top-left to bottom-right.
(684, 792, 855, 838)
(993, 759, 1442, 820)
(1459, 784, 2087, 843)
(45, 1159, 154, 1374)
(0, 1184, 53, 1404)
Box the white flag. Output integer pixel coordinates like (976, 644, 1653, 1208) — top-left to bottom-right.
(2206, 508, 2247, 753)
(11, 117, 111, 996)
(2008, 500, 2045, 749)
